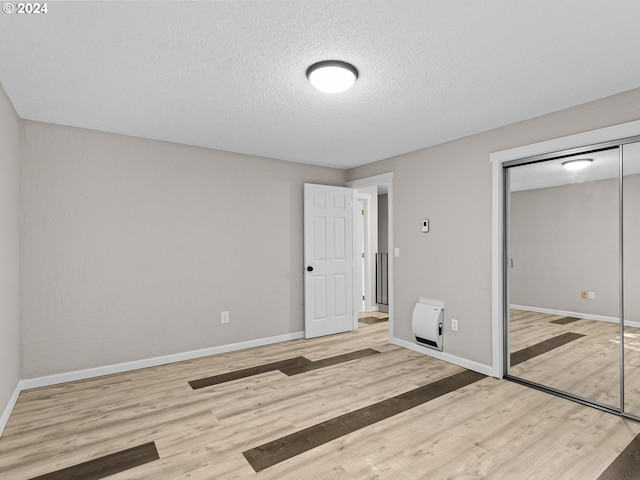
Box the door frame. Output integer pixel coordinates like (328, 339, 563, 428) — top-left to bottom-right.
(355, 193, 372, 317)
(346, 173, 394, 342)
(490, 119, 640, 380)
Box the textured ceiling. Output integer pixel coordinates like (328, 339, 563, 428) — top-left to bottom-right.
(2, 1, 640, 169)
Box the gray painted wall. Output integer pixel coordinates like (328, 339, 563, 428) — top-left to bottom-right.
(0, 83, 21, 410)
(347, 87, 640, 367)
(9, 85, 640, 381)
(378, 194, 388, 254)
(377, 194, 389, 310)
(20, 121, 346, 378)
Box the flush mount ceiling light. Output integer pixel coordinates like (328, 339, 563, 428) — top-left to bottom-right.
(562, 158, 593, 171)
(306, 60, 358, 93)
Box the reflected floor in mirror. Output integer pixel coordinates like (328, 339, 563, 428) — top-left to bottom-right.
(508, 309, 640, 410)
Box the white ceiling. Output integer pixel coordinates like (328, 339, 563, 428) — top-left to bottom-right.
(2, 1, 640, 169)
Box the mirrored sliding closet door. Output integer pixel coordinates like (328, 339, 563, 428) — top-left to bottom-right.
(506, 147, 622, 410)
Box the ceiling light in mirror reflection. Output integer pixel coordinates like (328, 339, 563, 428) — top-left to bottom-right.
(562, 159, 593, 171)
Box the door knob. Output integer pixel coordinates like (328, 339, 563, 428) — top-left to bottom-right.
(306, 266, 314, 272)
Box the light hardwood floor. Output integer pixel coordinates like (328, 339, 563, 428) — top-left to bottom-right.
(1, 317, 639, 479)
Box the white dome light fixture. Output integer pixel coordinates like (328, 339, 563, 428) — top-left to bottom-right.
(306, 60, 358, 93)
(562, 158, 594, 171)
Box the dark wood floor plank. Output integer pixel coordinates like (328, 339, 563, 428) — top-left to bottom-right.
(29, 442, 159, 480)
(190, 349, 380, 388)
(188, 357, 312, 389)
(359, 316, 389, 325)
(242, 369, 484, 472)
(392, 370, 485, 411)
(550, 316, 581, 325)
(281, 348, 380, 375)
(510, 332, 585, 367)
(598, 432, 640, 480)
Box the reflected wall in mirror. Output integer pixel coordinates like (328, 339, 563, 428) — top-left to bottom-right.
(507, 148, 620, 408)
(623, 141, 640, 416)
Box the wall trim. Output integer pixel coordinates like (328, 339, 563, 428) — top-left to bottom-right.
(490, 119, 640, 165)
(391, 336, 495, 378)
(0, 382, 22, 438)
(511, 304, 640, 328)
(21, 331, 304, 390)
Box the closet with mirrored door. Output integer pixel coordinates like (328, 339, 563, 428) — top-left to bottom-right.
(503, 138, 640, 419)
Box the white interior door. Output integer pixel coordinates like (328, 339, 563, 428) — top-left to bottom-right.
(304, 183, 354, 338)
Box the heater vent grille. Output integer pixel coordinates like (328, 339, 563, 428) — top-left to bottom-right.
(415, 336, 438, 349)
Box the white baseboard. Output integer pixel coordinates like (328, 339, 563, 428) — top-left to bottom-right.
(510, 304, 640, 328)
(391, 336, 496, 378)
(0, 382, 22, 438)
(21, 331, 305, 391)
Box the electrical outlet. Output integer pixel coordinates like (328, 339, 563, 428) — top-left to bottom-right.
(588, 291, 595, 300)
(221, 311, 229, 324)
(581, 290, 588, 299)
(451, 318, 459, 332)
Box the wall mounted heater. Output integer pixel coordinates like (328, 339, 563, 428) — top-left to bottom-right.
(412, 298, 444, 351)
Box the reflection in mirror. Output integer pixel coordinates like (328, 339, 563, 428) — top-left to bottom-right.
(507, 148, 620, 408)
(624, 142, 640, 417)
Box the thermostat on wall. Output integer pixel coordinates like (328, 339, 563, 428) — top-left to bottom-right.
(422, 219, 429, 233)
